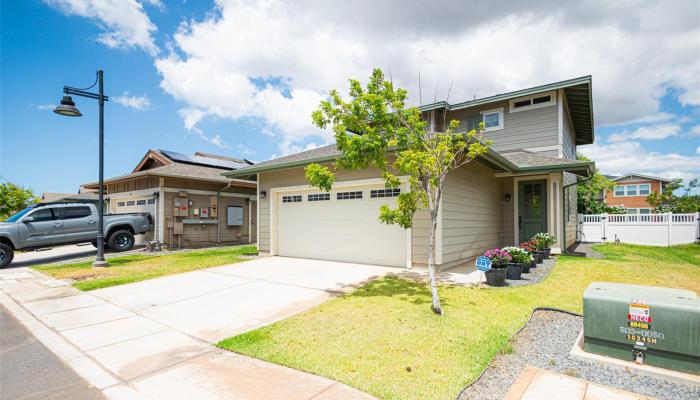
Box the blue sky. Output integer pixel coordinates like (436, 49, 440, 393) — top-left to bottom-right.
(1, 0, 699, 195)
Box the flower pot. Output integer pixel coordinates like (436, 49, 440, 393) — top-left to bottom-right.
(536, 252, 544, 264)
(543, 247, 551, 259)
(485, 267, 507, 287)
(529, 257, 537, 270)
(521, 261, 531, 273)
(507, 263, 523, 280)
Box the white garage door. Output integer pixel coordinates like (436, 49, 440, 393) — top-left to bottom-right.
(113, 197, 156, 243)
(275, 183, 407, 268)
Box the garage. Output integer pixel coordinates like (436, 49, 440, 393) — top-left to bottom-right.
(273, 182, 408, 268)
(111, 196, 157, 243)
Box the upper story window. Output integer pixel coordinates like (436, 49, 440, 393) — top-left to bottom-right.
(614, 184, 651, 197)
(509, 91, 556, 113)
(480, 108, 504, 131)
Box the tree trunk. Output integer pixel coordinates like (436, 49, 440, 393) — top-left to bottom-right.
(428, 208, 442, 315)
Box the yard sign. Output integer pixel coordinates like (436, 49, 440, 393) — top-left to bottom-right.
(475, 256, 492, 272)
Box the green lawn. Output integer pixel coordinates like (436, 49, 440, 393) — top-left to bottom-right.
(218, 244, 700, 400)
(34, 245, 257, 291)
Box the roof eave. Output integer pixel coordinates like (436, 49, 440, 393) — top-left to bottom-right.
(420, 75, 593, 113)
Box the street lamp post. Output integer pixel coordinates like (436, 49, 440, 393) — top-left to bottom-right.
(54, 70, 109, 267)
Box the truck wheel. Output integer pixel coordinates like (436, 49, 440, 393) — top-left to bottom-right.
(0, 243, 14, 268)
(108, 230, 134, 252)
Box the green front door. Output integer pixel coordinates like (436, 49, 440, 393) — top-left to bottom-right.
(518, 180, 547, 243)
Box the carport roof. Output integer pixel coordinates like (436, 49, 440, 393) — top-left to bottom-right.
(223, 144, 594, 178)
(83, 163, 256, 189)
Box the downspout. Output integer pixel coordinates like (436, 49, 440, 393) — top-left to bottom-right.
(217, 181, 233, 243)
(562, 174, 593, 250)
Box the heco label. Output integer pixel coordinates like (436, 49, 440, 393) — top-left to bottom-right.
(628, 300, 652, 323)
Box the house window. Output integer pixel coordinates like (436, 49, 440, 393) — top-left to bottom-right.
(308, 193, 330, 202)
(282, 195, 302, 203)
(639, 208, 651, 214)
(626, 185, 637, 196)
(509, 91, 556, 113)
(117, 201, 125, 207)
(614, 186, 625, 196)
(337, 191, 363, 200)
(639, 184, 651, 195)
(126, 201, 135, 206)
(147, 199, 156, 204)
(614, 184, 649, 197)
(627, 208, 638, 214)
(480, 108, 503, 131)
(370, 188, 401, 198)
(136, 199, 146, 205)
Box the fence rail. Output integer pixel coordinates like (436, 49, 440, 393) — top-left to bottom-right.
(577, 212, 700, 246)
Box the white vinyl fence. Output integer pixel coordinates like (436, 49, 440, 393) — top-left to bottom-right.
(577, 213, 700, 246)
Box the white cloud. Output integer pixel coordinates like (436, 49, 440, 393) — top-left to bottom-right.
(177, 109, 230, 149)
(44, 0, 158, 55)
(112, 92, 151, 110)
(691, 125, 700, 137)
(608, 124, 681, 142)
(696, 146, 700, 155)
(152, 0, 700, 153)
(579, 141, 700, 182)
(35, 104, 56, 111)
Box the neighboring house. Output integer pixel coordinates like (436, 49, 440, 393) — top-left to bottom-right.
(604, 173, 672, 214)
(225, 76, 595, 269)
(41, 192, 98, 204)
(82, 149, 257, 248)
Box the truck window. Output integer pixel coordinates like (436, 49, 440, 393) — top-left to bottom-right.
(28, 208, 56, 222)
(63, 206, 92, 220)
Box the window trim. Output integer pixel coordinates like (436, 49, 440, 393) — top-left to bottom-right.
(613, 183, 651, 197)
(509, 91, 557, 113)
(479, 107, 504, 132)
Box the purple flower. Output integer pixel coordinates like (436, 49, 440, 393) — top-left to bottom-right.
(484, 248, 512, 267)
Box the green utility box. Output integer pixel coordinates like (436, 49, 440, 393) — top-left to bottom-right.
(583, 282, 700, 374)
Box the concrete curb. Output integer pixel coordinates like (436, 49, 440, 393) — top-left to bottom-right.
(570, 329, 700, 389)
(0, 286, 146, 399)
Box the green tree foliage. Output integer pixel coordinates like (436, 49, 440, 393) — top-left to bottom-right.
(647, 178, 699, 213)
(307, 69, 490, 315)
(0, 179, 37, 221)
(575, 154, 621, 214)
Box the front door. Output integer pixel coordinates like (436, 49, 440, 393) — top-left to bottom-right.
(518, 180, 547, 243)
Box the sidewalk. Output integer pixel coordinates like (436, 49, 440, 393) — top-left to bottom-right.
(506, 366, 653, 400)
(0, 267, 375, 400)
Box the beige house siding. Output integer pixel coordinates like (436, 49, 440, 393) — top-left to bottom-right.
(440, 162, 504, 269)
(257, 164, 430, 264)
(162, 191, 252, 248)
(563, 171, 578, 249)
(448, 98, 559, 154)
(562, 102, 577, 160)
(501, 177, 515, 246)
(106, 177, 158, 194)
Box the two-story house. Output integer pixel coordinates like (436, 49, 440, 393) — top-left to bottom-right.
(604, 173, 671, 214)
(224, 76, 595, 270)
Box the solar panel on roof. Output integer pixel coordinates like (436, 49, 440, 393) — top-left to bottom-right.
(159, 149, 250, 170)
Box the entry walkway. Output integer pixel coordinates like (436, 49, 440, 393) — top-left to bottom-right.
(0, 259, 383, 400)
(506, 366, 653, 400)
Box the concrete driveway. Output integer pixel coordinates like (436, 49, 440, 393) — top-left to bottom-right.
(91, 256, 396, 342)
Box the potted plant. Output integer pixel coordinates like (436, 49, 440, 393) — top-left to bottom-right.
(483, 248, 510, 287)
(529, 237, 544, 264)
(519, 241, 537, 271)
(503, 247, 528, 278)
(533, 233, 556, 259)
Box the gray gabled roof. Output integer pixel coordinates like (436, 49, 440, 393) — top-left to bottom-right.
(419, 76, 594, 145)
(610, 173, 672, 183)
(223, 144, 594, 178)
(84, 163, 256, 188)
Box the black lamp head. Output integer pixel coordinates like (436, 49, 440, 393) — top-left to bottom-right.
(53, 96, 82, 117)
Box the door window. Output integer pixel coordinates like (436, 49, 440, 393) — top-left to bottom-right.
(28, 208, 56, 222)
(524, 184, 542, 217)
(63, 206, 92, 220)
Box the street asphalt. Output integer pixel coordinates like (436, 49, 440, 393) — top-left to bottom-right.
(0, 305, 105, 400)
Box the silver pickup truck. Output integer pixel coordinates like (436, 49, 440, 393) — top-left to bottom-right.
(0, 203, 152, 267)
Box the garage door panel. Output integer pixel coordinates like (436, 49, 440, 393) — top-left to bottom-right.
(276, 186, 407, 268)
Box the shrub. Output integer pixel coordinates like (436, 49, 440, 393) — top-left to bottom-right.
(504, 246, 532, 263)
(484, 248, 511, 267)
(532, 232, 556, 248)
